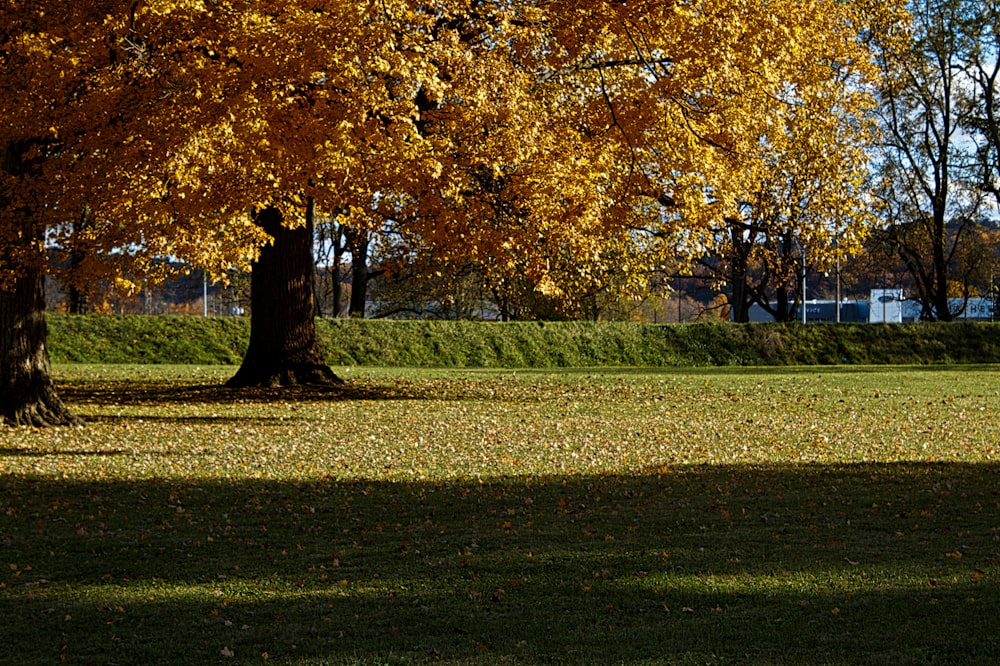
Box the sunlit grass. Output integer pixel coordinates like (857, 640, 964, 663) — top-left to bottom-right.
(19, 364, 1000, 479)
(2, 365, 1000, 664)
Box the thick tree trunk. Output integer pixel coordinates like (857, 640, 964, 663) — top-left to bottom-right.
(2, 139, 79, 426)
(1, 267, 80, 426)
(226, 206, 341, 388)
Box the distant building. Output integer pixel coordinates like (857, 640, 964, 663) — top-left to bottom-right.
(741, 289, 995, 323)
(869, 289, 904, 323)
(900, 297, 994, 322)
(744, 300, 869, 323)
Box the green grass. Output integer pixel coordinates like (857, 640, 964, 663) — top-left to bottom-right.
(46, 313, 1000, 366)
(2, 365, 1000, 664)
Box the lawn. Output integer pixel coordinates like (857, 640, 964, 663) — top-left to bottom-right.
(2, 365, 999, 664)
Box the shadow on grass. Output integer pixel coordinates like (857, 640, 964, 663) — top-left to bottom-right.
(58, 380, 407, 408)
(81, 414, 321, 426)
(58, 374, 556, 413)
(489, 364, 1000, 377)
(0, 447, 129, 457)
(2, 463, 999, 664)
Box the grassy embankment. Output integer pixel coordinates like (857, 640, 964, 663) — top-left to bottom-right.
(47, 313, 1000, 366)
(2, 364, 999, 664)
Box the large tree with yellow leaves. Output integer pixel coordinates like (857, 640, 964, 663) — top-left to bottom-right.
(2, 0, 900, 425)
(382, 0, 898, 320)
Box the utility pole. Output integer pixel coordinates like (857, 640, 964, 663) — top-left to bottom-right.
(835, 255, 841, 323)
(802, 261, 807, 323)
(800, 248, 807, 324)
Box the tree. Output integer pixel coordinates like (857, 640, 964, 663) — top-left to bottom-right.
(963, 1, 1000, 204)
(874, 0, 993, 320)
(581, 0, 890, 319)
(132, 1, 478, 382)
(0, 6, 117, 426)
(1, 2, 268, 423)
(380, 0, 899, 324)
(2, 0, 904, 424)
(0, 143, 80, 426)
(699, 91, 880, 323)
(227, 205, 340, 387)
(314, 215, 347, 318)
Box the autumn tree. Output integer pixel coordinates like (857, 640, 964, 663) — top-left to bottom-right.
(138, 1, 504, 384)
(125, 0, 905, 333)
(873, 0, 998, 320)
(375, 0, 900, 325)
(1, 4, 136, 425)
(2, 0, 905, 423)
(695, 87, 879, 322)
(1, 2, 266, 423)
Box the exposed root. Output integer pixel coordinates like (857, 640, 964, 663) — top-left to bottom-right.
(3, 399, 82, 428)
(225, 361, 344, 389)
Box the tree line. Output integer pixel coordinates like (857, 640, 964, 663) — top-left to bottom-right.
(3, 0, 994, 426)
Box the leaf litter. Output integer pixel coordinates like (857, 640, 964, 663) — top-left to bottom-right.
(2, 365, 999, 664)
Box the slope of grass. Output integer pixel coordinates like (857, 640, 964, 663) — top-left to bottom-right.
(49, 314, 248, 364)
(47, 313, 1000, 367)
(2, 365, 999, 664)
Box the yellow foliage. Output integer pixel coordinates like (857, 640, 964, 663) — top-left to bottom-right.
(0, 0, 904, 296)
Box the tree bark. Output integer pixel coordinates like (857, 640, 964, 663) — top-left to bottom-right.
(2, 139, 80, 426)
(226, 206, 341, 388)
(1, 267, 81, 427)
(344, 226, 370, 317)
(67, 210, 91, 314)
(727, 222, 753, 323)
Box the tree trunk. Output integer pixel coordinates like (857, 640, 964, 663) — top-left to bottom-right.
(1, 267, 81, 426)
(345, 227, 370, 317)
(68, 284, 88, 314)
(226, 206, 341, 388)
(931, 208, 955, 321)
(67, 210, 91, 314)
(728, 222, 753, 323)
(332, 223, 344, 317)
(771, 234, 797, 322)
(1, 139, 80, 426)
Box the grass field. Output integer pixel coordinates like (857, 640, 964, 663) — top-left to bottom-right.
(2, 365, 1000, 664)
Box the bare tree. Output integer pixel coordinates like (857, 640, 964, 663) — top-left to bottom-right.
(875, 0, 992, 320)
(963, 1, 1000, 205)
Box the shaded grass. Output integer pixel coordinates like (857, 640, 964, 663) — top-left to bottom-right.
(2, 366, 1000, 664)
